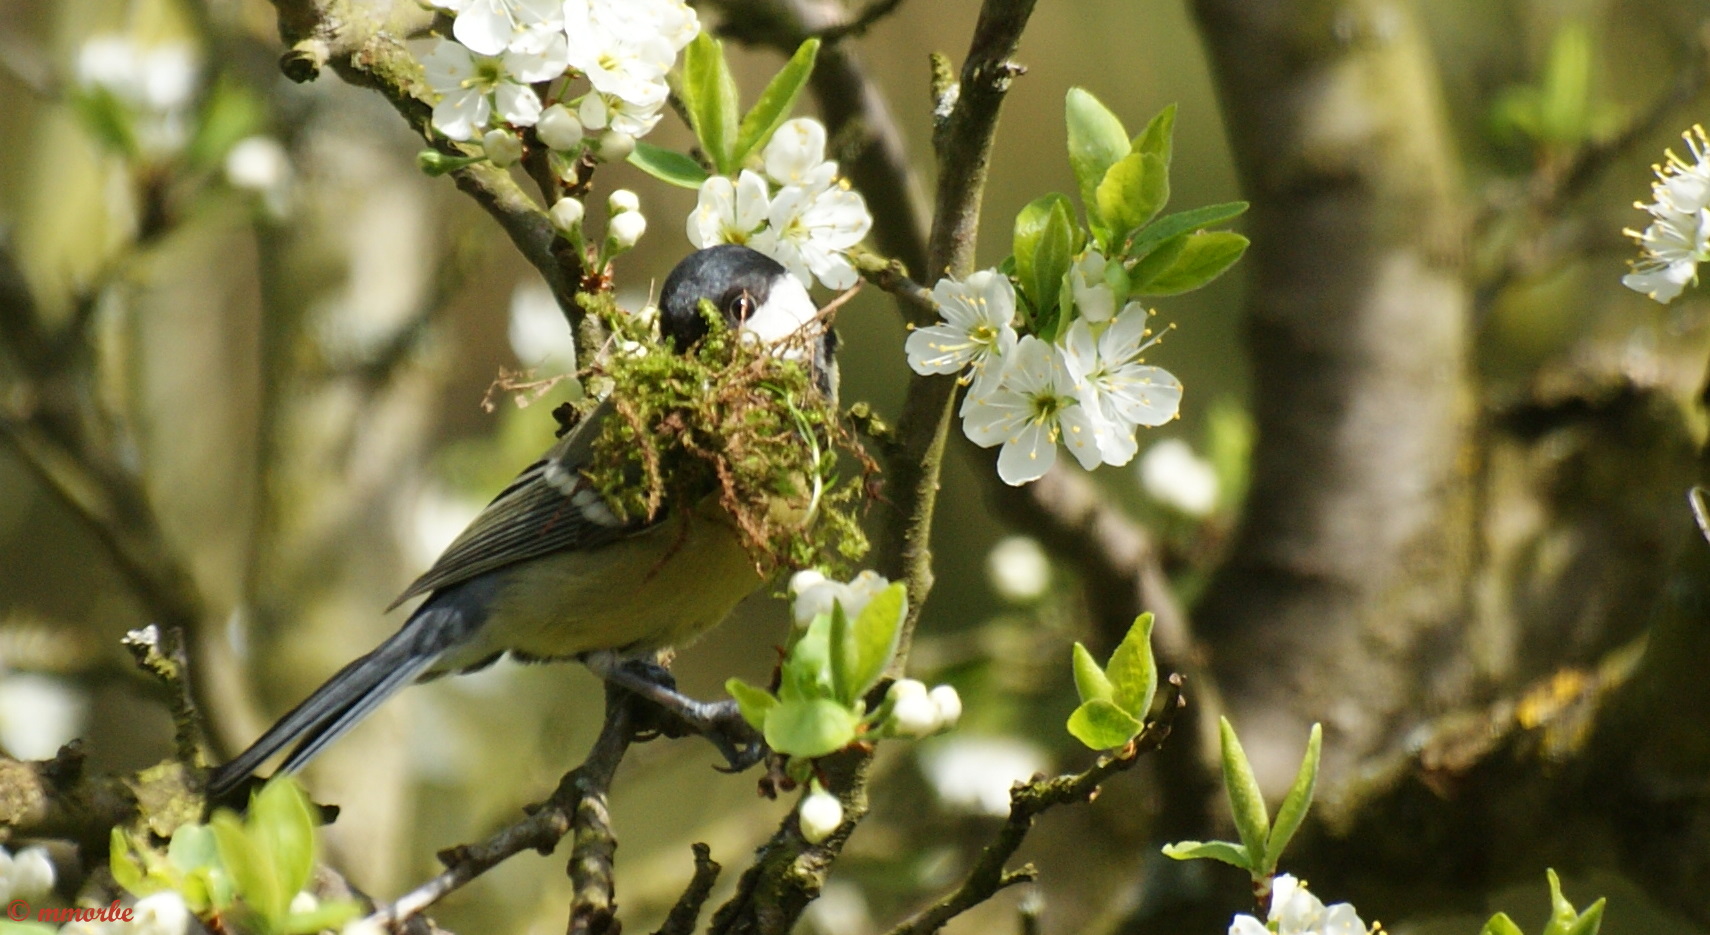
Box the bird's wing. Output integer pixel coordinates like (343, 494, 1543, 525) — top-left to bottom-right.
(387, 397, 656, 609)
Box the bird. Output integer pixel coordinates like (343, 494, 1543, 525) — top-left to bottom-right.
(208, 244, 833, 798)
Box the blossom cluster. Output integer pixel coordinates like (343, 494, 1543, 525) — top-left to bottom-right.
(420, 0, 698, 160)
(1624, 124, 1710, 304)
(686, 118, 873, 290)
(906, 255, 1182, 486)
(1228, 875, 1371, 935)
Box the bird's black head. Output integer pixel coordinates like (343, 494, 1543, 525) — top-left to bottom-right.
(659, 245, 816, 349)
(658, 245, 837, 396)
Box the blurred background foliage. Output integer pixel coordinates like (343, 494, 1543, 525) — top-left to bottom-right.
(1, 0, 1708, 933)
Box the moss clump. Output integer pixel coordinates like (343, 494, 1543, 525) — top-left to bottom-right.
(577, 294, 872, 576)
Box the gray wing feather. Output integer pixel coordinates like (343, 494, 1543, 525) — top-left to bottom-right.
(387, 397, 654, 609)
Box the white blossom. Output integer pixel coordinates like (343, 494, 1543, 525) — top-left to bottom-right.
(961, 336, 1105, 486)
(1228, 875, 1370, 935)
(906, 270, 1018, 399)
(453, 0, 563, 56)
(1624, 125, 1710, 304)
(562, 2, 675, 109)
(1069, 249, 1119, 323)
(751, 181, 872, 290)
(75, 36, 198, 155)
(1139, 438, 1218, 517)
(1060, 302, 1181, 466)
(577, 89, 667, 139)
(688, 170, 771, 248)
(789, 569, 892, 628)
(798, 786, 843, 843)
(763, 118, 837, 190)
(0, 673, 86, 760)
(421, 32, 567, 141)
(224, 136, 290, 192)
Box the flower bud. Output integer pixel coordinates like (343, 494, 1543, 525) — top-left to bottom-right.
(789, 569, 828, 596)
(7, 846, 55, 901)
(133, 891, 190, 935)
(888, 679, 939, 736)
(482, 129, 523, 168)
(608, 189, 640, 214)
(549, 197, 585, 233)
(608, 210, 646, 250)
(592, 130, 635, 162)
(798, 787, 843, 844)
(536, 103, 584, 151)
(929, 685, 963, 729)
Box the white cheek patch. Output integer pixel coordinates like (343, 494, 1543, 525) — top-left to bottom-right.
(740, 274, 820, 353)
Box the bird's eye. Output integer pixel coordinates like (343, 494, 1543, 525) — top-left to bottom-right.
(729, 292, 756, 322)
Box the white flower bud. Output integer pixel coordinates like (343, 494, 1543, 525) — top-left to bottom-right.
(7, 846, 55, 901)
(888, 679, 939, 736)
(593, 130, 635, 162)
(133, 891, 190, 935)
(798, 788, 843, 844)
(607, 189, 640, 214)
(789, 569, 828, 596)
(608, 211, 646, 250)
(482, 128, 523, 168)
(929, 685, 963, 729)
(536, 104, 584, 151)
(986, 535, 1050, 604)
(224, 136, 290, 192)
(549, 197, 585, 233)
(289, 892, 318, 915)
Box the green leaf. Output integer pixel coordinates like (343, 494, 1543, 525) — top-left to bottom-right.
(1066, 698, 1142, 750)
(628, 142, 709, 189)
(1012, 193, 1076, 320)
(780, 613, 834, 702)
(1543, 870, 1606, 935)
(1127, 201, 1248, 260)
(212, 810, 279, 924)
(681, 33, 741, 173)
(733, 38, 820, 164)
(1106, 613, 1157, 718)
(1219, 716, 1270, 864)
(726, 677, 778, 731)
(1095, 151, 1167, 249)
(110, 827, 148, 895)
(187, 78, 262, 171)
(1064, 88, 1131, 218)
(1263, 723, 1321, 874)
(763, 697, 861, 759)
(838, 583, 906, 704)
(169, 823, 221, 873)
(1070, 642, 1114, 704)
(1481, 913, 1525, 935)
(251, 778, 316, 905)
(1160, 839, 1251, 870)
(1130, 231, 1248, 296)
(1538, 22, 1592, 146)
(1132, 103, 1177, 169)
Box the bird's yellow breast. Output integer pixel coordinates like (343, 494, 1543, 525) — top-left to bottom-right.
(472, 499, 765, 663)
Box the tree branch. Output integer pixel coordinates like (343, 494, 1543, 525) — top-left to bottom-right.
(886, 677, 1186, 935)
(366, 692, 633, 931)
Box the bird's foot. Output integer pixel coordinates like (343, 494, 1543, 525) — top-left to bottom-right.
(587, 653, 767, 772)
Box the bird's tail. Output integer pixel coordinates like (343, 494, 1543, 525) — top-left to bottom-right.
(207, 581, 493, 798)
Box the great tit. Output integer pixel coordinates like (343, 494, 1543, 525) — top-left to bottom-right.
(209, 245, 831, 797)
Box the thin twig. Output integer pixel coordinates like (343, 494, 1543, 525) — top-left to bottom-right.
(652, 843, 723, 935)
(885, 677, 1186, 935)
